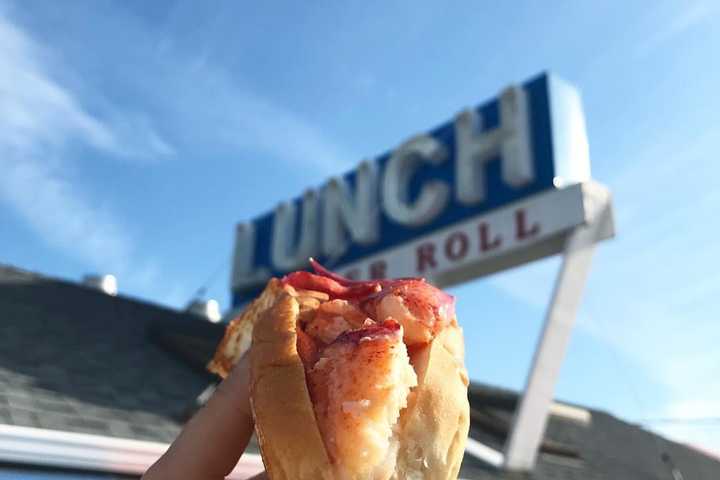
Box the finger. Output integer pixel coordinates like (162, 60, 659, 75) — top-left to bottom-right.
(144, 356, 255, 480)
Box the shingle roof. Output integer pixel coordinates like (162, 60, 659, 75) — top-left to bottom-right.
(460, 371, 720, 479)
(1, 264, 719, 479)
(0, 264, 213, 443)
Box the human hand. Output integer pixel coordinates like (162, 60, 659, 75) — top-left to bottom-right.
(143, 355, 266, 480)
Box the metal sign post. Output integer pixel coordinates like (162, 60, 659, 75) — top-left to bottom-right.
(453, 183, 614, 471)
(503, 185, 614, 470)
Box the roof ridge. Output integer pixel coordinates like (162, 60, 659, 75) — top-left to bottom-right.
(0, 263, 185, 316)
(469, 381, 604, 416)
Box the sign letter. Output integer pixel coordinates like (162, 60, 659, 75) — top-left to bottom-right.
(416, 242, 437, 273)
(270, 190, 320, 271)
(456, 86, 534, 205)
(515, 209, 540, 240)
(230, 223, 271, 290)
(445, 232, 469, 261)
(369, 260, 387, 279)
(382, 135, 449, 226)
(479, 222, 502, 252)
(322, 160, 379, 259)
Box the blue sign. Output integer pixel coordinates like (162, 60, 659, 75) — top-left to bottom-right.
(231, 72, 590, 306)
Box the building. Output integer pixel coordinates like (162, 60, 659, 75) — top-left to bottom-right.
(1, 264, 718, 479)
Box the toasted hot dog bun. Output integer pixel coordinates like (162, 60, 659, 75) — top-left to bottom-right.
(208, 278, 285, 377)
(210, 275, 469, 480)
(251, 293, 333, 480)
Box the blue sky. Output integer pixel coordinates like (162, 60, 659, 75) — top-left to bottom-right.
(1, 0, 719, 455)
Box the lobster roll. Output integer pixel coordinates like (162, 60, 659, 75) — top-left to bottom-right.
(209, 260, 469, 480)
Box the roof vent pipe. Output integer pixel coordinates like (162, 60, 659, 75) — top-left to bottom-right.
(82, 274, 118, 296)
(186, 299, 222, 323)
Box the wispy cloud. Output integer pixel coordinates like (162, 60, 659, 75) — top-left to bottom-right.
(150, 58, 356, 176)
(0, 159, 133, 272)
(104, 111, 176, 159)
(636, 1, 718, 56)
(0, 11, 176, 301)
(0, 12, 174, 160)
(0, 2, 356, 307)
(211, 80, 355, 174)
(0, 16, 115, 152)
(139, 5, 357, 176)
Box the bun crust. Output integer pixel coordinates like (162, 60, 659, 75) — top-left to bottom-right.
(250, 293, 333, 480)
(208, 278, 285, 378)
(393, 327, 469, 479)
(211, 279, 469, 479)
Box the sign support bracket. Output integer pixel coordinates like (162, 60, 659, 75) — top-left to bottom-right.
(467, 184, 614, 471)
(501, 185, 614, 471)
